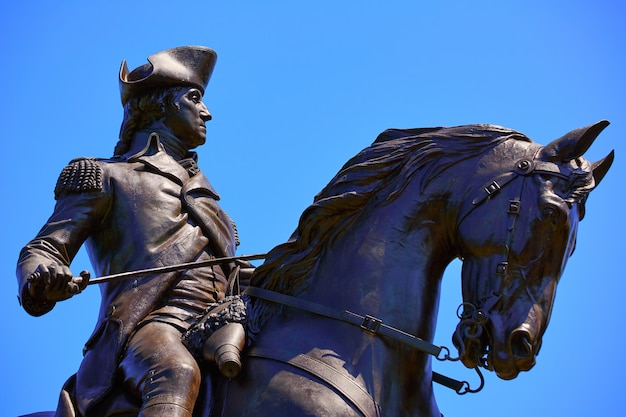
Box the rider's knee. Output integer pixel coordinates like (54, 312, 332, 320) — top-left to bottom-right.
(139, 402, 193, 417)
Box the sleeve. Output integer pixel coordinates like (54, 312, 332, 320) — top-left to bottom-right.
(16, 158, 112, 316)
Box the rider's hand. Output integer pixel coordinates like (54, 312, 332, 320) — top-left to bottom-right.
(28, 264, 90, 301)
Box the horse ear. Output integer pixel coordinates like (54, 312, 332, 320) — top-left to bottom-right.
(591, 149, 615, 188)
(538, 120, 610, 161)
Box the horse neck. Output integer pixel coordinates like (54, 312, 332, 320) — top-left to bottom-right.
(307, 185, 455, 324)
(296, 191, 452, 414)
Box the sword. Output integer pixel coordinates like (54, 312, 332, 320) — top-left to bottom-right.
(28, 253, 267, 288)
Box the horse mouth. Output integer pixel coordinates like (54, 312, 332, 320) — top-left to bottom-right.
(453, 319, 537, 380)
(452, 317, 490, 369)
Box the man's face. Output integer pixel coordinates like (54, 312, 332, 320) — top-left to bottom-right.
(163, 86, 212, 148)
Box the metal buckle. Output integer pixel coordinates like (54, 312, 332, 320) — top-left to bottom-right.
(508, 200, 521, 215)
(360, 315, 382, 334)
(484, 181, 501, 196)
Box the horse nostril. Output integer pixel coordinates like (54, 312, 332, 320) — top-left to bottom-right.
(510, 330, 534, 359)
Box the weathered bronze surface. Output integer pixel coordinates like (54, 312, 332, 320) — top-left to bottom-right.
(17, 46, 253, 417)
(17, 47, 614, 417)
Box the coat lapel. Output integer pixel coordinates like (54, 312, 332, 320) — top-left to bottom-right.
(137, 151, 190, 186)
(181, 172, 236, 258)
(126, 131, 236, 258)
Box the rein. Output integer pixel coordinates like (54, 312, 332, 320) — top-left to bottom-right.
(244, 286, 483, 395)
(47, 252, 483, 393)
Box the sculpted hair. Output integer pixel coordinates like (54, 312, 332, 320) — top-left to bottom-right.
(114, 87, 183, 156)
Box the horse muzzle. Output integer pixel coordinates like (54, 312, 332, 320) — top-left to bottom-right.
(453, 310, 540, 380)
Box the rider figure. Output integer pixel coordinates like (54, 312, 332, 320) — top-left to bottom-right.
(16, 46, 251, 417)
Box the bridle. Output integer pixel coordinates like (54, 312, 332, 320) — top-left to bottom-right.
(453, 146, 580, 367)
(457, 145, 579, 284)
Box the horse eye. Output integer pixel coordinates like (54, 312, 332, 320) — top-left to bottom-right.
(542, 207, 556, 219)
(541, 204, 563, 226)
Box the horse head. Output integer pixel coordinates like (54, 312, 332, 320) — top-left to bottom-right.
(453, 120, 613, 380)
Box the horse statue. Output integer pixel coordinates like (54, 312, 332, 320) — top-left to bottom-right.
(25, 121, 613, 417)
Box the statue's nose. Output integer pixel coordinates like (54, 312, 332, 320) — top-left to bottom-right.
(200, 105, 212, 121)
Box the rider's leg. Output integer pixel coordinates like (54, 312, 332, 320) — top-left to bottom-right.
(120, 321, 202, 417)
(139, 403, 193, 417)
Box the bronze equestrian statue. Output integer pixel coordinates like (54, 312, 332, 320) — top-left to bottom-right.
(17, 46, 614, 417)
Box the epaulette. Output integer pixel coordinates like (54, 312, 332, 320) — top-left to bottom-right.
(54, 157, 103, 200)
(230, 218, 241, 247)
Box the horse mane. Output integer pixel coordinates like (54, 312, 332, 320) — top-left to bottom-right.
(247, 124, 531, 331)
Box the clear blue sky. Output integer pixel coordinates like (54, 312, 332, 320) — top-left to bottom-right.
(1, 2, 624, 416)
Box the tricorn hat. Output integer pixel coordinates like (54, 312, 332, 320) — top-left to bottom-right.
(119, 46, 217, 105)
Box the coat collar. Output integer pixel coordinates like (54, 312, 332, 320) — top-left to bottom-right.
(121, 130, 220, 199)
(124, 128, 186, 160)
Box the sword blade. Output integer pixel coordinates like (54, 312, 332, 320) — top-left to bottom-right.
(87, 253, 267, 285)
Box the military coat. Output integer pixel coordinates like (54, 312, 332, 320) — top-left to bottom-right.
(16, 130, 239, 414)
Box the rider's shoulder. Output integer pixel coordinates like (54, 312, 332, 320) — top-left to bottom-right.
(54, 157, 105, 199)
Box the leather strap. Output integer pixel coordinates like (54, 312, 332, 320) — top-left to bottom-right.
(245, 286, 442, 357)
(248, 347, 380, 417)
(245, 280, 477, 394)
(459, 156, 573, 229)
